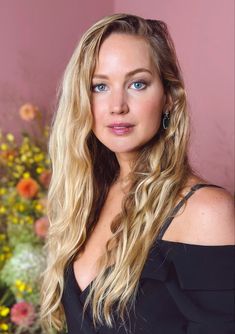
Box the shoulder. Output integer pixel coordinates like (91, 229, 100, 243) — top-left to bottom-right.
(181, 184, 234, 245)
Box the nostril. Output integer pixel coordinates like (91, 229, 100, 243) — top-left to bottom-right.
(110, 105, 129, 115)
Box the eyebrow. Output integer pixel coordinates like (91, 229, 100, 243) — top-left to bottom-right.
(93, 68, 152, 79)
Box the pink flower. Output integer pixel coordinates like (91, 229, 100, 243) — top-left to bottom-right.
(34, 216, 49, 238)
(39, 170, 51, 189)
(10, 301, 35, 327)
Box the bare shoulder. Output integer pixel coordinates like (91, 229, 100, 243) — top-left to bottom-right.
(182, 185, 235, 245)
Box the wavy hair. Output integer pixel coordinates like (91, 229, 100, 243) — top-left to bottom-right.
(40, 13, 191, 332)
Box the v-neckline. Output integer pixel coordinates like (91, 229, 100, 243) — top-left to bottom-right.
(72, 261, 114, 295)
(70, 239, 173, 295)
(71, 239, 161, 295)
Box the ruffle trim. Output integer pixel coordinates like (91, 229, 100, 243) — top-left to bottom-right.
(141, 240, 235, 290)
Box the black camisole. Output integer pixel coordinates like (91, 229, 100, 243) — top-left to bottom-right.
(62, 184, 235, 333)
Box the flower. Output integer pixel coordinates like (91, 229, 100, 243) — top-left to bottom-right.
(6, 133, 15, 142)
(0, 243, 46, 304)
(0, 323, 8, 331)
(0, 306, 10, 317)
(10, 301, 35, 326)
(19, 103, 39, 121)
(34, 216, 49, 238)
(0, 101, 50, 332)
(39, 170, 51, 188)
(16, 178, 39, 199)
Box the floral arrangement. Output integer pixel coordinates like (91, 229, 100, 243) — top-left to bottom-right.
(0, 104, 52, 334)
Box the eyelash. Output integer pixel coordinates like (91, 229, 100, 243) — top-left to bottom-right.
(91, 80, 148, 92)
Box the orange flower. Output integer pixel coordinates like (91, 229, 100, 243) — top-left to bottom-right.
(0, 149, 16, 160)
(19, 103, 39, 121)
(39, 170, 51, 188)
(34, 216, 49, 238)
(16, 178, 39, 199)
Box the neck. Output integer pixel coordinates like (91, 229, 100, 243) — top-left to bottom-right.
(115, 152, 135, 178)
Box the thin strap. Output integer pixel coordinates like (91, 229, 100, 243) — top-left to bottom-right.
(157, 184, 223, 240)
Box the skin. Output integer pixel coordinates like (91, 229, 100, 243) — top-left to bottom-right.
(91, 33, 166, 179)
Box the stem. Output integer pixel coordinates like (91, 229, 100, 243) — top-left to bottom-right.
(0, 288, 14, 305)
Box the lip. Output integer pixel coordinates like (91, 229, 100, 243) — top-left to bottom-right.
(107, 122, 134, 128)
(107, 122, 135, 135)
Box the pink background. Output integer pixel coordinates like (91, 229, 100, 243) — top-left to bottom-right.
(0, 0, 234, 193)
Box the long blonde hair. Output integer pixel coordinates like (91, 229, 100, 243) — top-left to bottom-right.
(40, 13, 191, 332)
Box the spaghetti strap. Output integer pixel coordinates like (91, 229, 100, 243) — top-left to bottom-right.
(157, 183, 223, 241)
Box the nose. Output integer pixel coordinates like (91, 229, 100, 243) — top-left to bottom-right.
(110, 89, 129, 115)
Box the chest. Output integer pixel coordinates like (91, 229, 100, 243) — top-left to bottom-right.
(73, 184, 123, 291)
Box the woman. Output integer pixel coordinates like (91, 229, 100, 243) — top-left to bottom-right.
(40, 13, 234, 334)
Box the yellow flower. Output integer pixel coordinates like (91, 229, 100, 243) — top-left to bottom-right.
(23, 136, 30, 144)
(20, 145, 29, 153)
(35, 203, 43, 211)
(18, 204, 25, 212)
(6, 133, 14, 142)
(15, 280, 32, 294)
(0, 188, 6, 195)
(23, 172, 30, 179)
(0, 306, 10, 317)
(0, 206, 6, 214)
(0, 143, 8, 151)
(15, 279, 26, 292)
(33, 147, 40, 153)
(25, 216, 33, 224)
(12, 217, 18, 224)
(36, 167, 43, 174)
(34, 153, 44, 162)
(0, 323, 8, 330)
(20, 155, 27, 162)
(15, 165, 24, 173)
(0, 254, 5, 261)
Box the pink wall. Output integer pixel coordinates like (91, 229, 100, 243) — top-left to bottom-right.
(114, 0, 234, 193)
(0, 0, 234, 193)
(0, 0, 112, 135)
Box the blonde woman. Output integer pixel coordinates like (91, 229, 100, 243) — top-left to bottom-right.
(40, 14, 234, 334)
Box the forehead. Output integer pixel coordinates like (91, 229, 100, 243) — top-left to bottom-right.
(94, 33, 155, 73)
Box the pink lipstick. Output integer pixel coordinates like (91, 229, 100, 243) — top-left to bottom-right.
(107, 123, 134, 135)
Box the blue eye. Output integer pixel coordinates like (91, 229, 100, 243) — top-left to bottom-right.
(131, 81, 147, 90)
(92, 83, 107, 92)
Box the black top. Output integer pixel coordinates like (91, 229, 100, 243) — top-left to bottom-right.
(62, 184, 235, 334)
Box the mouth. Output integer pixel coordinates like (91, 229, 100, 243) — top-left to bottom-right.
(107, 123, 134, 135)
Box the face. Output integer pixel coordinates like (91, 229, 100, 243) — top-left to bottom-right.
(91, 33, 166, 158)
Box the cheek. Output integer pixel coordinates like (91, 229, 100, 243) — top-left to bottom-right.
(91, 98, 106, 127)
(141, 100, 163, 128)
